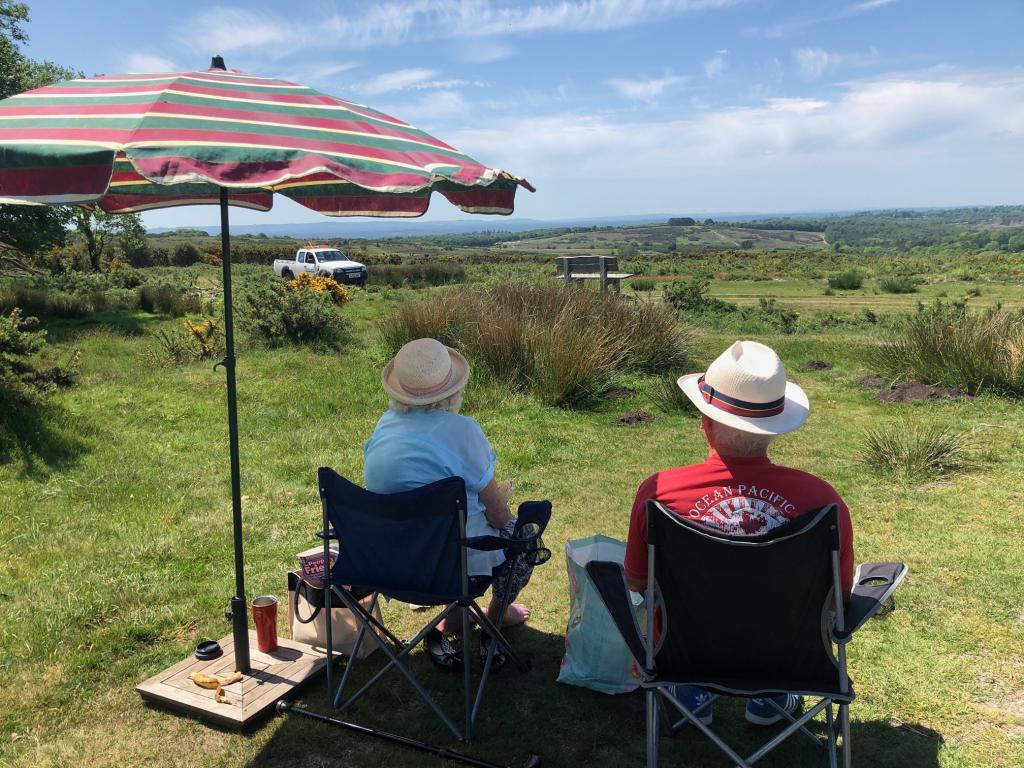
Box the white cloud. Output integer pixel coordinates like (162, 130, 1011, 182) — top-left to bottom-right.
(181, 1, 743, 54)
(607, 73, 689, 105)
(446, 69, 1024, 188)
(359, 68, 441, 95)
(704, 50, 728, 79)
(750, 0, 896, 38)
(380, 90, 472, 129)
(793, 47, 881, 78)
(794, 48, 834, 78)
(122, 53, 178, 73)
(849, 0, 896, 11)
(460, 39, 517, 63)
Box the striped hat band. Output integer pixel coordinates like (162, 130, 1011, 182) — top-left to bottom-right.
(698, 375, 785, 418)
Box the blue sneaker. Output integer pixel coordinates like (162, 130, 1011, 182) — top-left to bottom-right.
(745, 694, 803, 726)
(669, 685, 714, 726)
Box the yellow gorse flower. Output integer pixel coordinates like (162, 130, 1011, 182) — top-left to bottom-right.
(287, 273, 353, 306)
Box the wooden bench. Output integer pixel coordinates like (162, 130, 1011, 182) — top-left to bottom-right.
(554, 255, 634, 293)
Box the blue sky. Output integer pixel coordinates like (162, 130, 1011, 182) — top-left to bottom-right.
(23, 0, 1024, 228)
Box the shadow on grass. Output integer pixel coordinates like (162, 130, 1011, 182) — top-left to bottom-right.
(240, 620, 943, 768)
(0, 397, 88, 477)
(42, 310, 160, 341)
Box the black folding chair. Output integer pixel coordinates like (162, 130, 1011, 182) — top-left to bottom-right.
(316, 467, 552, 742)
(587, 501, 906, 767)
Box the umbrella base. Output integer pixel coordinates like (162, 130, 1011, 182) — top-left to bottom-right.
(136, 630, 326, 730)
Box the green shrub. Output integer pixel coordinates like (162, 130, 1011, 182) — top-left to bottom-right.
(0, 309, 80, 404)
(631, 278, 655, 292)
(153, 318, 223, 365)
(879, 276, 919, 294)
(242, 281, 351, 350)
(380, 281, 690, 408)
(739, 297, 799, 334)
(872, 303, 1024, 395)
(860, 423, 972, 479)
(663, 278, 737, 315)
(172, 243, 202, 267)
(368, 263, 465, 288)
(827, 269, 864, 290)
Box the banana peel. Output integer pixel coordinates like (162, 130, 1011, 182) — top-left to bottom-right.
(189, 670, 242, 703)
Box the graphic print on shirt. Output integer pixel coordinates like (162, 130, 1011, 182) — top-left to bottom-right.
(684, 484, 797, 535)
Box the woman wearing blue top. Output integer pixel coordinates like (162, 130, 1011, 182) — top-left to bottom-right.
(364, 337, 534, 668)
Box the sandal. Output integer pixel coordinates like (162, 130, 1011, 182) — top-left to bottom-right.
(424, 629, 462, 670)
(479, 634, 507, 673)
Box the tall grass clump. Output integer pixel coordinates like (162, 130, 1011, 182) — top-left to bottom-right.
(137, 284, 203, 316)
(631, 278, 655, 292)
(878, 276, 919, 294)
(379, 281, 691, 407)
(368, 263, 465, 288)
(649, 374, 694, 413)
(827, 269, 864, 290)
(860, 423, 972, 479)
(873, 303, 1024, 396)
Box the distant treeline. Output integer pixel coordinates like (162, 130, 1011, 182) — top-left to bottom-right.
(729, 206, 1024, 253)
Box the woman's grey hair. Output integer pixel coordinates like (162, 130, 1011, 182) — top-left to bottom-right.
(708, 421, 777, 457)
(388, 390, 464, 415)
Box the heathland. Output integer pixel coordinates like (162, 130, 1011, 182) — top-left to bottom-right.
(1, 207, 1023, 767)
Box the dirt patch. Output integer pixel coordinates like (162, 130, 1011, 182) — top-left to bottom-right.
(876, 382, 970, 403)
(617, 409, 653, 426)
(604, 387, 637, 399)
(859, 375, 888, 389)
(801, 360, 833, 370)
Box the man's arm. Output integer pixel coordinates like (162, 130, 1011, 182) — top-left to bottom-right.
(623, 475, 658, 593)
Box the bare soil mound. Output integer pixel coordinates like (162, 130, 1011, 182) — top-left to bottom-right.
(802, 360, 833, 370)
(617, 409, 654, 425)
(876, 382, 971, 403)
(604, 387, 637, 399)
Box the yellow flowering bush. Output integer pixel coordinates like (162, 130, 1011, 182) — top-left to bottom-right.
(154, 318, 223, 365)
(287, 273, 353, 306)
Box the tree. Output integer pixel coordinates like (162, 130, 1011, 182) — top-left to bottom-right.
(172, 243, 201, 266)
(0, 2, 78, 256)
(71, 208, 148, 271)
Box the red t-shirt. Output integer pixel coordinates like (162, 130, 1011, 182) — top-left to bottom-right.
(624, 454, 855, 597)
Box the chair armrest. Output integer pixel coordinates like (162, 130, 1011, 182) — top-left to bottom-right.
(834, 562, 908, 641)
(315, 528, 338, 540)
(585, 560, 647, 670)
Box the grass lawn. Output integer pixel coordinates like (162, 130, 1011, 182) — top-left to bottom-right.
(2, 271, 1023, 768)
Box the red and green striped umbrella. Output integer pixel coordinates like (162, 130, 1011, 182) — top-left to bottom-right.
(0, 59, 533, 677)
(0, 64, 532, 215)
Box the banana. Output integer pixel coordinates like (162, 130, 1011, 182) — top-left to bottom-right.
(190, 670, 243, 703)
(188, 672, 222, 690)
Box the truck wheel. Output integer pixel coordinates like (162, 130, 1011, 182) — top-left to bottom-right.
(281, 269, 293, 279)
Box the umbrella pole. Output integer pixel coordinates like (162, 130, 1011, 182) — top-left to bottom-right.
(219, 188, 250, 673)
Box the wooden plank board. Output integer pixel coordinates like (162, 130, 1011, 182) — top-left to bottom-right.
(136, 631, 326, 729)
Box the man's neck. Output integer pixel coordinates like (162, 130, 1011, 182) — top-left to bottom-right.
(707, 447, 770, 462)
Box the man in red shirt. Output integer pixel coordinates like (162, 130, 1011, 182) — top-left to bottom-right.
(623, 340, 854, 726)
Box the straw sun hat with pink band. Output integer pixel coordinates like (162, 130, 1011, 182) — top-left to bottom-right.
(382, 338, 470, 406)
(677, 340, 809, 436)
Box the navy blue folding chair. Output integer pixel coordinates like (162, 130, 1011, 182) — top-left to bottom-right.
(586, 501, 907, 768)
(316, 467, 552, 742)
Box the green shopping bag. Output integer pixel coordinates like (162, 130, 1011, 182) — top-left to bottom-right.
(556, 534, 644, 695)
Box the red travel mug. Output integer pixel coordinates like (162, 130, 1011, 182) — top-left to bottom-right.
(251, 595, 279, 653)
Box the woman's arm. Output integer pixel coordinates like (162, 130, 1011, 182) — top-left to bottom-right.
(479, 479, 512, 529)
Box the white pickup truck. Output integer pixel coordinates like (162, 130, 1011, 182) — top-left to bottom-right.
(273, 246, 368, 286)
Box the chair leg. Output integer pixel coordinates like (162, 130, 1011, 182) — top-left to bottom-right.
(826, 702, 838, 768)
(646, 689, 659, 768)
(840, 703, 852, 768)
(462, 604, 473, 742)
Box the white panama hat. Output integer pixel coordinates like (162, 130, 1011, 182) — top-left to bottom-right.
(677, 340, 809, 435)
(382, 337, 470, 407)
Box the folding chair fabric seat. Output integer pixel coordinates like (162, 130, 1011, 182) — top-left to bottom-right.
(587, 500, 907, 767)
(316, 467, 552, 743)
